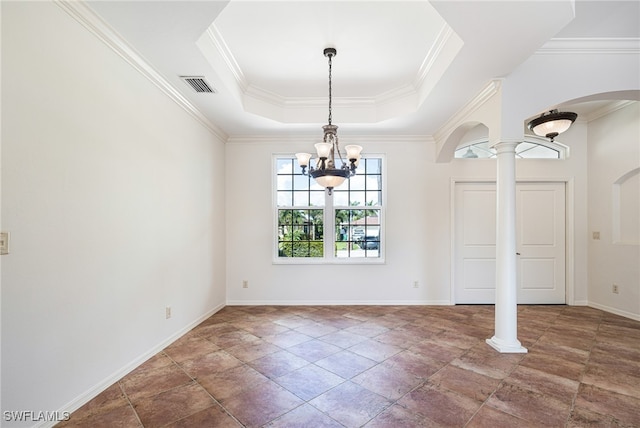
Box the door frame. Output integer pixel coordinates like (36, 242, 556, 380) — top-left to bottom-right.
(450, 177, 576, 305)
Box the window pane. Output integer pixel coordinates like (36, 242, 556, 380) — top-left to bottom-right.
(370, 175, 383, 191)
(309, 190, 325, 207)
(293, 174, 310, 190)
(277, 208, 323, 258)
(277, 191, 293, 207)
(366, 191, 382, 205)
(334, 208, 380, 259)
(455, 140, 562, 159)
(333, 191, 349, 206)
(276, 159, 293, 174)
(293, 191, 308, 206)
(516, 143, 559, 159)
(365, 158, 381, 174)
(350, 191, 366, 206)
(365, 225, 380, 236)
(349, 175, 366, 191)
(277, 174, 292, 191)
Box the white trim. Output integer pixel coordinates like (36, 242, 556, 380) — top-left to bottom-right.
(206, 25, 249, 93)
(565, 178, 576, 305)
(588, 301, 640, 322)
(43, 303, 226, 428)
(272, 154, 387, 265)
(206, 21, 458, 118)
(450, 177, 574, 305)
(587, 100, 637, 122)
(449, 178, 457, 306)
(453, 136, 569, 160)
(538, 38, 640, 55)
(434, 80, 502, 145)
(414, 24, 455, 89)
(612, 167, 640, 245)
(54, 0, 227, 141)
(227, 135, 432, 146)
(271, 258, 387, 266)
(486, 337, 528, 354)
(226, 300, 451, 306)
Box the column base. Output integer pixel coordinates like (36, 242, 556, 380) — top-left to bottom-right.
(486, 336, 528, 354)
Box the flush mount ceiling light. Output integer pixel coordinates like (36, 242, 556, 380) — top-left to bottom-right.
(527, 109, 577, 142)
(295, 48, 362, 194)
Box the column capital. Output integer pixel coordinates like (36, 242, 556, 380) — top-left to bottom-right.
(489, 140, 521, 152)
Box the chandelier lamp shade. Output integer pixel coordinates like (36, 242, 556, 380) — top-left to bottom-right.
(295, 47, 362, 194)
(527, 109, 577, 142)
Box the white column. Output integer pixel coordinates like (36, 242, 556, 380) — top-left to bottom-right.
(486, 141, 527, 353)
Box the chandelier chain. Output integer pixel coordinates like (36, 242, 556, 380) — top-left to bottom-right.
(294, 47, 362, 193)
(328, 53, 332, 125)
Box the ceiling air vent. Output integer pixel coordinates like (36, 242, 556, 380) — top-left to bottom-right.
(180, 76, 216, 93)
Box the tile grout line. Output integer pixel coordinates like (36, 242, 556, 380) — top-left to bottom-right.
(564, 309, 604, 427)
(117, 381, 145, 428)
(161, 348, 247, 427)
(461, 306, 560, 427)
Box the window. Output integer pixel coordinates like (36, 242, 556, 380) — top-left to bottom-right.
(275, 156, 383, 262)
(454, 139, 566, 159)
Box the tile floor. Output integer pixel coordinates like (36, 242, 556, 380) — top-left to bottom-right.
(58, 305, 640, 427)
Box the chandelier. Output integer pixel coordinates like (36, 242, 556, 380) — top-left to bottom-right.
(527, 109, 577, 142)
(295, 48, 362, 194)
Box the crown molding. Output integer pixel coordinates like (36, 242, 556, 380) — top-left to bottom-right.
(226, 134, 432, 145)
(245, 85, 377, 110)
(208, 20, 457, 123)
(434, 79, 502, 143)
(586, 100, 636, 121)
(414, 24, 455, 89)
(54, 0, 228, 141)
(206, 25, 249, 93)
(537, 38, 640, 55)
(374, 84, 417, 106)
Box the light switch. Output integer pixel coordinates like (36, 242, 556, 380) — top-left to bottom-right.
(0, 232, 9, 255)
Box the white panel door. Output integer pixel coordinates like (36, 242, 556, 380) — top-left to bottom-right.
(454, 182, 566, 304)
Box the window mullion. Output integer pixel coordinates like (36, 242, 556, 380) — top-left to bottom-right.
(325, 192, 335, 260)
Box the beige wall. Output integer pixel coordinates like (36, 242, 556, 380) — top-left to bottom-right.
(224, 123, 590, 306)
(588, 102, 640, 319)
(1, 1, 226, 421)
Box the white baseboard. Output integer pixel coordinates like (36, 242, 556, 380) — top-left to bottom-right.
(573, 300, 589, 306)
(39, 302, 226, 428)
(225, 300, 452, 306)
(588, 301, 640, 322)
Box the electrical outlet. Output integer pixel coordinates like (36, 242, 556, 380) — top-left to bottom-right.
(612, 284, 619, 294)
(242, 280, 248, 289)
(592, 231, 600, 240)
(413, 280, 419, 288)
(166, 306, 172, 319)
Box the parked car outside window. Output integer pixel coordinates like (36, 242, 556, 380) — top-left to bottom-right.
(361, 235, 379, 250)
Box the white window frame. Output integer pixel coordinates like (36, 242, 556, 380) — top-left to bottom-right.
(454, 136, 570, 159)
(273, 153, 386, 265)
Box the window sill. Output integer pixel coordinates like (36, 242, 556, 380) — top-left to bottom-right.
(272, 258, 386, 265)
